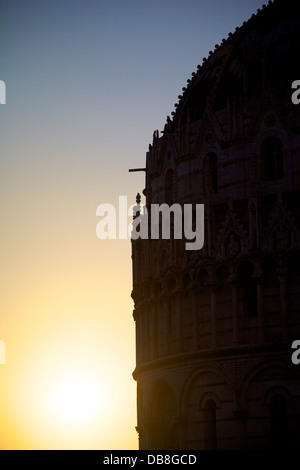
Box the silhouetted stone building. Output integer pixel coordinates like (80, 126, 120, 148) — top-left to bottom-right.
(131, 0, 300, 449)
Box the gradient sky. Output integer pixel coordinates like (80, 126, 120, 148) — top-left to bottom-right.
(0, 0, 266, 450)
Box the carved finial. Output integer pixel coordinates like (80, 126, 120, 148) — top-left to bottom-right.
(132, 193, 141, 221)
(153, 129, 159, 140)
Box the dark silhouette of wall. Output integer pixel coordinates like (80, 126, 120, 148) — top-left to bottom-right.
(131, 0, 300, 449)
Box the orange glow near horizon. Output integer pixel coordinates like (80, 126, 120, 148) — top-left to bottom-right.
(0, 215, 139, 449)
(0, 301, 138, 449)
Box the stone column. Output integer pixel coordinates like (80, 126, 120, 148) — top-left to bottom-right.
(163, 297, 170, 356)
(192, 286, 199, 350)
(176, 290, 183, 353)
(277, 267, 288, 340)
(144, 308, 149, 362)
(138, 308, 144, 365)
(234, 410, 247, 449)
(210, 285, 217, 348)
(176, 416, 187, 450)
(229, 275, 239, 344)
(151, 301, 157, 359)
(206, 204, 212, 257)
(253, 270, 264, 341)
(133, 308, 140, 366)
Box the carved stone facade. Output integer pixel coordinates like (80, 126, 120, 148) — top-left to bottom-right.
(131, 0, 300, 449)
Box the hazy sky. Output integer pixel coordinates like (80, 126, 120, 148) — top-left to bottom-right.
(0, 0, 266, 450)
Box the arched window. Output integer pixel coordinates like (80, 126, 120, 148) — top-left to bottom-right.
(203, 399, 217, 450)
(271, 394, 288, 449)
(260, 137, 283, 181)
(238, 262, 258, 317)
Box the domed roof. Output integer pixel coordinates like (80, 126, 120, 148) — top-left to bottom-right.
(169, 0, 299, 127)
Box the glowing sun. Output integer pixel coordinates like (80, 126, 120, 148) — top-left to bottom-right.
(46, 369, 104, 423)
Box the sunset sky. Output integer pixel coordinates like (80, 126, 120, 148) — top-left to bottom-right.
(0, 0, 265, 450)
